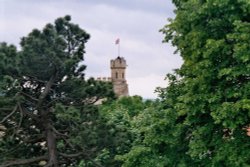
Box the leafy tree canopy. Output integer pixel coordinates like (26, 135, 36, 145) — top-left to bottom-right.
(120, 0, 250, 166)
(95, 96, 154, 167)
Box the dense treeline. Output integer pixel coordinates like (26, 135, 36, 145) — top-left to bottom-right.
(118, 0, 250, 166)
(1, 0, 250, 166)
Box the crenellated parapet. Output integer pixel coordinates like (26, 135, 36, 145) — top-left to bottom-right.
(96, 77, 112, 82)
(110, 56, 127, 69)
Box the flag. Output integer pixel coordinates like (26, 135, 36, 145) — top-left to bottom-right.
(115, 38, 120, 44)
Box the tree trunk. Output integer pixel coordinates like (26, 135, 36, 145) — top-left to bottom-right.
(46, 126, 58, 167)
(36, 73, 58, 166)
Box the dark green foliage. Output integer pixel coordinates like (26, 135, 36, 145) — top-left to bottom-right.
(0, 16, 114, 167)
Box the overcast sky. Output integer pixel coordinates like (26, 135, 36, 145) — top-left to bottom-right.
(0, 0, 182, 99)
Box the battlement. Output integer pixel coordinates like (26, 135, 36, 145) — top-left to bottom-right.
(110, 56, 127, 69)
(96, 77, 112, 82)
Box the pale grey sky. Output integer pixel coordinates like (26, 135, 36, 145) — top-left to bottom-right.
(0, 0, 182, 98)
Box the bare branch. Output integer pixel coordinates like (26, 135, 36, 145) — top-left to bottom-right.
(0, 108, 12, 112)
(59, 152, 83, 158)
(0, 105, 18, 124)
(24, 135, 45, 144)
(22, 75, 47, 83)
(17, 103, 23, 128)
(59, 152, 104, 167)
(46, 98, 58, 107)
(0, 155, 48, 167)
(19, 105, 39, 121)
(37, 72, 58, 111)
(20, 92, 39, 102)
(52, 126, 69, 138)
(57, 135, 75, 149)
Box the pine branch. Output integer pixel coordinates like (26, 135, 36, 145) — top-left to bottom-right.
(0, 105, 18, 124)
(24, 134, 45, 144)
(59, 152, 104, 167)
(37, 72, 58, 110)
(59, 152, 83, 158)
(52, 126, 69, 138)
(19, 104, 39, 121)
(0, 108, 12, 112)
(20, 92, 39, 102)
(0, 155, 48, 167)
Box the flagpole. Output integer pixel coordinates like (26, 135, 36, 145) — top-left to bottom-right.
(118, 42, 120, 56)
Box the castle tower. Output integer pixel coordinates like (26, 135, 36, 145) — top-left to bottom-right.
(110, 56, 129, 97)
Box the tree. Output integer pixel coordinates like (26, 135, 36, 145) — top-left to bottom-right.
(0, 16, 114, 167)
(120, 0, 250, 166)
(118, 75, 195, 167)
(161, 0, 250, 166)
(95, 96, 154, 167)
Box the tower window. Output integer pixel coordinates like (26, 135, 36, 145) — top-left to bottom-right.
(122, 73, 124, 79)
(116, 72, 118, 79)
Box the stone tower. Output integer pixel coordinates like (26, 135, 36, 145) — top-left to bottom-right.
(110, 56, 129, 97)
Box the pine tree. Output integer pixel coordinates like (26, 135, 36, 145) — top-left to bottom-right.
(0, 16, 114, 167)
